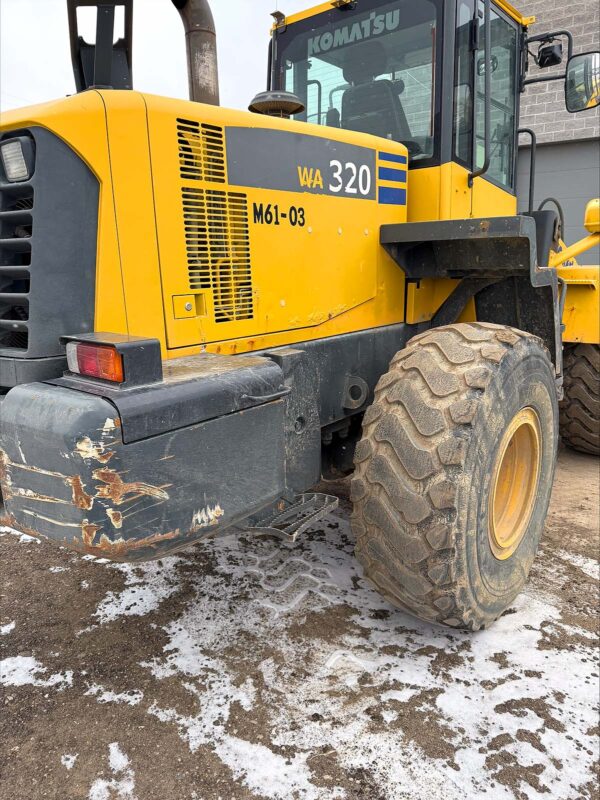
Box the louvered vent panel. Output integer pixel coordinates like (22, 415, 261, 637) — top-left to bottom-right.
(182, 188, 254, 323)
(0, 184, 33, 351)
(177, 119, 226, 183)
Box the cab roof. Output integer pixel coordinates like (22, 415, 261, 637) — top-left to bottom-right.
(277, 0, 535, 29)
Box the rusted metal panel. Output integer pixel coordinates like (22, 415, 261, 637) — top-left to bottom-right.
(0, 383, 286, 561)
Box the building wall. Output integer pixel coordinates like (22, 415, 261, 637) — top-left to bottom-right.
(516, 0, 599, 264)
(518, 0, 600, 143)
(517, 140, 600, 265)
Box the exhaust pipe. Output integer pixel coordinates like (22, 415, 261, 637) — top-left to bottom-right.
(172, 0, 219, 105)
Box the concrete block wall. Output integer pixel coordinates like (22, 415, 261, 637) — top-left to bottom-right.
(518, 0, 600, 143)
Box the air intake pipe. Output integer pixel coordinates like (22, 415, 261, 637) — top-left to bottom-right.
(171, 0, 219, 105)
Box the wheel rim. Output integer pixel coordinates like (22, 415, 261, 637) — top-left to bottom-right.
(488, 407, 542, 561)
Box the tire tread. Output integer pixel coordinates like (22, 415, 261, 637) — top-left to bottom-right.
(560, 344, 600, 455)
(352, 322, 549, 631)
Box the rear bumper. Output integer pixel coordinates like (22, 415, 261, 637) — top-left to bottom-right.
(0, 381, 286, 561)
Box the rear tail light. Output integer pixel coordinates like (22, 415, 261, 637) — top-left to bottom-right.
(66, 342, 124, 383)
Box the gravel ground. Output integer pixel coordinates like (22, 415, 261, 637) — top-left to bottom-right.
(0, 447, 598, 800)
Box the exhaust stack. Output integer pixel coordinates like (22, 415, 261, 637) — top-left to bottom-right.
(172, 0, 220, 105)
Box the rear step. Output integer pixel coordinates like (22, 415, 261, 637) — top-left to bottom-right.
(246, 493, 339, 542)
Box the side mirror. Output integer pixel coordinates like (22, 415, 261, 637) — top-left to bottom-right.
(565, 51, 600, 113)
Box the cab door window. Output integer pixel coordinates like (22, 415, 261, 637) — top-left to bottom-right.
(454, 0, 475, 166)
(475, 4, 518, 188)
(454, 2, 518, 189)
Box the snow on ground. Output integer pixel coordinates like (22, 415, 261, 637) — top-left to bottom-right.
(92, 559, 185, 625)
(0, 621, 15, 635)
(85, 684, 144, 706)
(555, 549, 599, 581)
(88, 743, 137, 800)
(0, 450, 598, 799)
(61, 753, 78, 771)
(125, 519, 596, 800)
(0, 655, 73, 689)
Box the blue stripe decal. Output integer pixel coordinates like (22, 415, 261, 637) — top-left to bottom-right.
(379, 151, 408, 165)
(378, 186, 407, 206)
(378, 166, 407, 183)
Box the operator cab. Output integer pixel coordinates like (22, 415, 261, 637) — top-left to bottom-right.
(271, 0, 523, 199)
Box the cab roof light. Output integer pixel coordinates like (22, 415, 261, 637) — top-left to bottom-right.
(66, 342, 124, 383)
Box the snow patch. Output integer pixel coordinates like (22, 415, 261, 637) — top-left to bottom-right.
(92, 559, 183, 624)
(0, 656, 72, 689)
(556, 548, 599, 580)
(61, 753, 78, 771)
(216, 737, 343, 800)
(146, 668, 256, 754)
(85, 684, 143, 706)
(1, 527, 40, 544)
(0, 621, 16, 636)
(88, 743, 136, 800)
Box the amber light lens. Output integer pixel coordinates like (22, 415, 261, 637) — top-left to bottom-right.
(66, 342, 124, 383)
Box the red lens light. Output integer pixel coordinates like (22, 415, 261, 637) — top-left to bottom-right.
(67, 343, 124, 383)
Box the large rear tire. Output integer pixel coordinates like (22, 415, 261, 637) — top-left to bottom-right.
(560, 344, 599, 456)
(352, 323, 558, 631)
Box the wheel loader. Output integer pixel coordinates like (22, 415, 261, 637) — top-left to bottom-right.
(0, 0, 598, 630)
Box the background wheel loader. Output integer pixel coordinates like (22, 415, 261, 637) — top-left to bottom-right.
(0, 0, 598, 630)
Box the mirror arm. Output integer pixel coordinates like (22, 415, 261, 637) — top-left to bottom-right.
(66, 0, 133, 92)
(522, 30, 573, 88)
(523, 73, 567, 87)
(526, 30, 573, 59)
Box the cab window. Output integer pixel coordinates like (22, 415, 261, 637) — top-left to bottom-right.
(454, 1, 518, 189)
(277, 0, 441, 164)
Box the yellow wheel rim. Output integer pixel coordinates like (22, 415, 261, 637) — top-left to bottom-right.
(488, 407, 542, 561)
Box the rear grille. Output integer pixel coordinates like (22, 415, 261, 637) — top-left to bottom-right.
(0, 183, 33, 351)
(177, 119, 226, 183)
(0, 127, 98, 368)
(183, 187, 254, 323)
(177, 119, 254, 325)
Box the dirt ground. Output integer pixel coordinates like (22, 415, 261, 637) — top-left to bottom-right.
(0, 447, 598, 800)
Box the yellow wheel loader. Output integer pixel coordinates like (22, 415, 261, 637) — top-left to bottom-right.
(0, 0, 598, 629)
